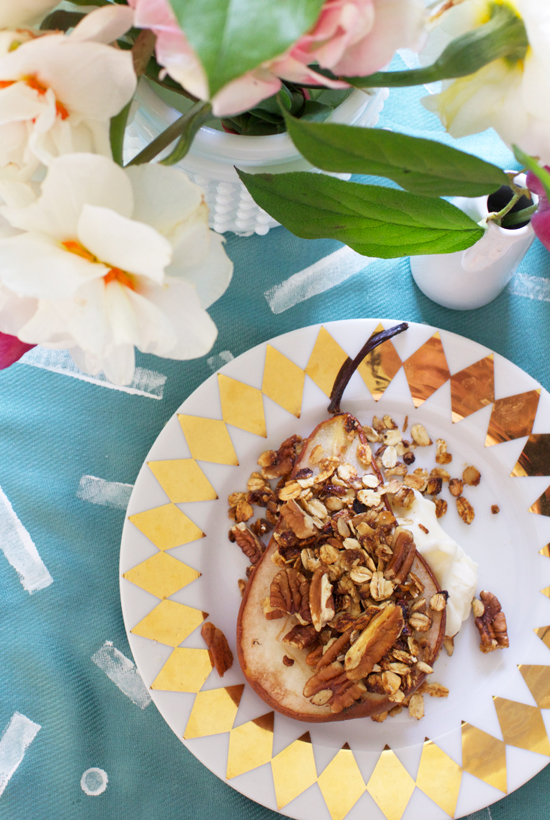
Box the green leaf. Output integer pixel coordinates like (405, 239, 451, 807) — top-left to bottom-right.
(237, 171, 484, 257)
(300, 101, 335, 122)
(282, 114, 508, 196)
(167, 0, 324, 98)
(110, 101, 132, 167)
(39, 10, 85, 30)
(344, 3, 528, 88)
(513, 145, 550, 201)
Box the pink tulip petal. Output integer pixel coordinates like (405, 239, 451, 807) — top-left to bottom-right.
(0, 331, 35, 369)
(532, 209, 550, 252)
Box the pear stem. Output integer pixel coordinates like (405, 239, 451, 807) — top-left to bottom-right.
(328, 322, 409, 415)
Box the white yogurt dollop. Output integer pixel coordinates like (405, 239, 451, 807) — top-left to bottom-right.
(393, 491, 478, 637)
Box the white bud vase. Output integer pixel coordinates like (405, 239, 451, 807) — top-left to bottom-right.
(409, 178, 537, 310)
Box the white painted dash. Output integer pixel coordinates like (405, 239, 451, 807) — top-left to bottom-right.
(0, 712, 41, 797)
(19, 348, 167, 399)
(77, 476, 133, 511)
(264, 246, 375, 314)
(91, 642, 151, 709)
(207, 350, 234, 372)
(0, 486, 53, 594)
(508, 273, 550, 302)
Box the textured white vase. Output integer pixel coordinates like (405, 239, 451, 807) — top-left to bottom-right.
(126, 81, 389, 236)
(410, 178, 537, 310)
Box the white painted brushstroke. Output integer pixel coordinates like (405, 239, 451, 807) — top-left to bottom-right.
(207, 350, 234, 372)
(19, 348, 167, 399)
(0, 486, 53, 594)
(0, 712, 41, 797)
(80, 767, 109, 797)
(509, 273, 550, 302)
(466, 810, 492, 820)
(91, 642, 151, 709)
(265, 246, 376, 314)
(77, 476, 133, 511)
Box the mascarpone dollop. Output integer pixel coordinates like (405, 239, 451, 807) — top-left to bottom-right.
(393, 491, 478, 637)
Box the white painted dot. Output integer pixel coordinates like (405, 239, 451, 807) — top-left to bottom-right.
(80, 767, 108, 796)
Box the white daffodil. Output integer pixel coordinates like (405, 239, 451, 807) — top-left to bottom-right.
(0, 5, 136, 179)
(422, 0, 550, 164)
(0, 0, 58, 28)
(0, 154, 233, 385)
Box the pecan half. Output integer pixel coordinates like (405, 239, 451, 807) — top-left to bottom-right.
(282, 623, 318, 649)
(201, 622, 233, 677)
(473, 590, 509, 653)
(280, 499, 318, 539)
(230, 522, 264, 564)
(270, 568, 311, 623)
(344, 604, 404, 681)
(385, 527, 415, 581)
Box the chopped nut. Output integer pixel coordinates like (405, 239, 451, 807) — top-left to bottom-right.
(474, 590, 509, 653)
(310, 688, 333, 705)
(310, 569, 335, 632)
(463, 465, 481, 486)
(282, 655, 295, 667)
(201, 622, 234, 677)
(435, 439, 452, 464)
(448, 478, 463, 497)
(283, 623, 318, 649)
(472, 598, 485, 618)
(491, 504, 500, 515)
(456, 496, 475, 525)
(411, 424, 432, 447)
(280, 499, 318, 538)
(408, 693, 424, 720)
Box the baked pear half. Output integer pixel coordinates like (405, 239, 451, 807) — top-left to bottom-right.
(237, 413, 446, 722)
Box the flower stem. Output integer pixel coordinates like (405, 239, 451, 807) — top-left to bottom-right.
(487, 188, 531, 226)
(125, 100, 212, 166)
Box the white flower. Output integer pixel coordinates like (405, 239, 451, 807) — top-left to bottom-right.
(421, 0, 550, 164)
(0, 0, 58, 28)
(0, 6, 137, 179)
(0, 154, 233, 385)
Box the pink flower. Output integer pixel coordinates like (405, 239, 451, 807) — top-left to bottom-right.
(130, 0, 426, 116)
(0, 331, 34, 369)
(527, 169, 550, 252)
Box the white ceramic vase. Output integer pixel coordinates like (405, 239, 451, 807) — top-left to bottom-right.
(410, 178, 537, 310)
(126, 81, 389, 236)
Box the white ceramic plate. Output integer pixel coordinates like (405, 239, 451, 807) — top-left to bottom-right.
(120, 319, 550, 820)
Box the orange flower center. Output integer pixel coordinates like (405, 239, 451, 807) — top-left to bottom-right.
(62, 241, 137, 291)
(0, 74, 69, 119)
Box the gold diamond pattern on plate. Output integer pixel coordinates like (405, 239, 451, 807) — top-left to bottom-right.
(131, 600, 208, 647)
(541, 587, 550, 599)
(461, 722, 507, 793)
(178, 415, 239, 465)
(184, 685, 244, 740)
(366, 745, 416, 820)
(148, 459, 217, 503)
(403, 332, 450, 408)
(271, 731, 317, 810)
(305, 327, 349, 398)
(540, 545, 550, 557)
(494, 697, 550, 756)
(533, 626, 550, 651)
(128, 503, 204, 550)
(262, 345, 305, 417)
(151, 647, 212, 693)
(416, 739, 462, 818)
(356, 323, 402, 402)
(518, 665, 550, 709)
(317, 743, 366, 820)
(511, 434, 550, 477)
(451, 355, 494, 423)
(226, 712, 274, 780)
(122, 552, 200, 599)
(218, 374, 267, 438)
(485, 390, 541, 446)
(529, 487, 550, 517)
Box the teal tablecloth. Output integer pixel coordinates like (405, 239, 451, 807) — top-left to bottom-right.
(1, 74, 550, 820)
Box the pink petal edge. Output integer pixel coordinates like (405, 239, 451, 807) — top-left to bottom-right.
(0, 332, 35, 369)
